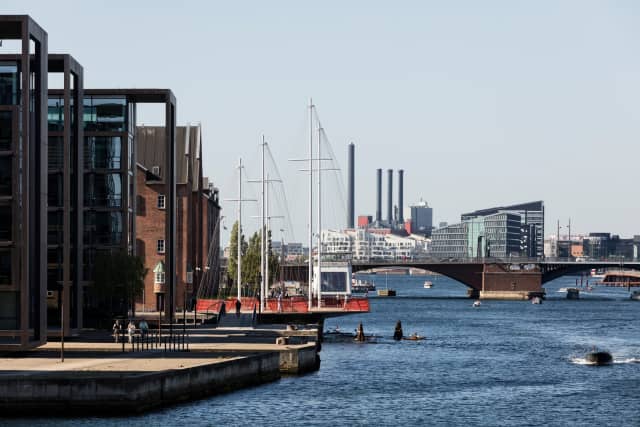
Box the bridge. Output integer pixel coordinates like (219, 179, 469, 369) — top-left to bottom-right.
(280, 258, 640, 300)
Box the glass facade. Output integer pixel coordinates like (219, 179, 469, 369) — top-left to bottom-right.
(0, 249, 10, 285)
(0, 157, 11, 196)
(0, 111, 12, 151)
(84, 211, 123, 246)
(84, 173, 122, 208)
(432, 213, 522, 259)
(83, 97, 127, 132)
(0, 206, 11, 241)
(85, 136, 122, 170)
(0, 62, 19, 105)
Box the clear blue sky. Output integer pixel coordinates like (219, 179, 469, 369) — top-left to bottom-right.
(6, 1, 640, 243)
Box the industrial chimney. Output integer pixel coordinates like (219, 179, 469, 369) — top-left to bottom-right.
(376, 169, 382, 224)
(347, 143, 355, 229)
(398, 169, 404, 224)
(387, 169, 393, 227)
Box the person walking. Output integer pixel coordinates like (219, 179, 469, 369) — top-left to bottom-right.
(235, 298, 242, 317)
(112, 320, 121, 343)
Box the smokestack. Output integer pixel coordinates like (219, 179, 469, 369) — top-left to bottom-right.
(398, 169, 404, 224)
(387, 169, 393, 226)
(376, 169, 382, 224)
(347, 143, 355, 229)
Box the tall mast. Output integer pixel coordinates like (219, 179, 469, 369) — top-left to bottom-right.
(237, 158, 242, 300)
(266, 173, 270, 300)
(317, 125, 322, 308)
(261, 136, 266, 311)
(308, 99, 314, 310)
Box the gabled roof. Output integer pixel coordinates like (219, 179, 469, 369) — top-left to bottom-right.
(153, 261, 165, 273)
(136, 125, 202, 185)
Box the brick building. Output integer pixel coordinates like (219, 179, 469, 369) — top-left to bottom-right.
(135, 124, 220, 313)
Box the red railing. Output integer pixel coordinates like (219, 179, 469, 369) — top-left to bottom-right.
(196, 296, 369, 314)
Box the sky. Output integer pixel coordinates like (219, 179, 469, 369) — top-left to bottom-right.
(5, 1, 640, 244)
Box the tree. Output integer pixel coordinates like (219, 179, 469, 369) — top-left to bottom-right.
(93, 250, 148, 318)
(226, 221, 247, 288)
(243, 231, 262, 294)
(267, 229, 280, 286)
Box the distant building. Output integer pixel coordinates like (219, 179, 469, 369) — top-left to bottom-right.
(410, 200, 433, 237)
(461, 201, 544, 257)
(431, 212, 522, 258)
(357, 215, 373, 228)
(321, 229, 429, 261)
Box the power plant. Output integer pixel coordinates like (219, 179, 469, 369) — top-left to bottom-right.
(345, 144, 416, 233)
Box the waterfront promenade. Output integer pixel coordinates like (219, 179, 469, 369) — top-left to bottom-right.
(0, 323, 320, 416)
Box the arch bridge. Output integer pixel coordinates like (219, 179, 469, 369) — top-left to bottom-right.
(280, 259, 640, 299)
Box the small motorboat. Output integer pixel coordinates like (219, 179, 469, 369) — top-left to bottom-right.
(377, 288, 396, 297)
(585, 350, 613, 366)
(631, 290, 640, 301)
(472, 300, 481, 308)
(423, 281, 433, 289)
(531, 296, 542, 305)
(402, 333, 426, 341)
(566, 288, 580, 300)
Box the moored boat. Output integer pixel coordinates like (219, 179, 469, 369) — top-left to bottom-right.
(352, 278, 376, 293)
(423, 281, 433, 289)
(377, 288, 396, 297)
(631, 290, 640, 301)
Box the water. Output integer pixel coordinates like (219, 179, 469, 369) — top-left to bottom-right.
(8, 275, 640, 426)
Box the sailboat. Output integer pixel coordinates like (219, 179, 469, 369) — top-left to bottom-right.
(377, 273, 396, 297)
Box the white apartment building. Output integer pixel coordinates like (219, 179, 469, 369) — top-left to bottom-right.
(321, 229, 430, 261)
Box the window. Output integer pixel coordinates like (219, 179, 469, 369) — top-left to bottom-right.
(157, 239, 165, 253)
(155, 271, 165, 284)
(157, 194, 165, 209)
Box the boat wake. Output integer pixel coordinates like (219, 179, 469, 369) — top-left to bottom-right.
(570, 356, 640, 365)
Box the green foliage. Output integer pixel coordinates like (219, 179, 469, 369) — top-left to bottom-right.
(227, 221, 247, 286)
(243, 231, 262, 292)
(93, 250, 148, 317)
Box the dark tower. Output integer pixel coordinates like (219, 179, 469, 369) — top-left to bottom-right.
(387, 169, 393, 227)
(376, 169, 382, 224)
(398, 169, 404, 224)
(347, 143, 355, 229)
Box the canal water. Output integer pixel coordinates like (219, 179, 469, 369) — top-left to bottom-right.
(11, 275, 640, 426)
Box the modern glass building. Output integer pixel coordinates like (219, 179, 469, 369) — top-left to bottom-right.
(47, 54, 84, 335)
(461, 201, 544, 258)
(0, 16, 48, 350)
(431, 213, 522, 259)
(80, 90, 176, 323)
(431, 222, 468, 258)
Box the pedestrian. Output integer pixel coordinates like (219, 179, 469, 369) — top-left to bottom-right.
(235, 298, 242, 317)
(139, 320, 149, 339)
(112, 319, 121, 343)
(127, 321, 136, 344)
(277, 293, 282, 313)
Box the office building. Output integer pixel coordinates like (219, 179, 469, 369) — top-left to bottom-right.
(461, 201, 544, 257)
(410, 200, 433, 237)
(0, 16, 48, 350)
(431, 212, 522, 259)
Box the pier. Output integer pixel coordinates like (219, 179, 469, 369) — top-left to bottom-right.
(0, 324, 321, 416)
